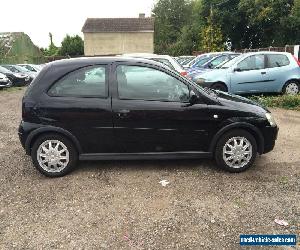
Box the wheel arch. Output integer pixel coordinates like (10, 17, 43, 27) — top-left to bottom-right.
(209, 122, 264, 154)
(212, 81, 229, 92)
(282, 78, 300, 93)
(25, 126, 82, 155)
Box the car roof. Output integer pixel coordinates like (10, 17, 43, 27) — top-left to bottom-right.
(122, 53, 173, 59)
(243, 51, 291, 56)
(45, 56, 171, 70)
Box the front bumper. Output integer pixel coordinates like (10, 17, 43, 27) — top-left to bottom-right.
(261, 125, 279, 154)
(0, 80, 12, 88)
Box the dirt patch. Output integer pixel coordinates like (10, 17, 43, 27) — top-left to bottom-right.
(0, 88, 299, 249)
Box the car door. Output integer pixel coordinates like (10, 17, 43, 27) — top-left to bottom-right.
(230, 54, 268, 94)
(37, 65, 114, 153)
(111, 63, 211, 153)
(264, 54, 291, 92)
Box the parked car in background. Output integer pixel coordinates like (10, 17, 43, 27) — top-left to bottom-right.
(19, 57, 278, 177)
(192, 52, 300, 95)
(18, 64, 42, 73)
(183, 52, 221, 69)
(176, 56, 196, 66)
(0, 72, 12, 89)
(0, 66, 31, 86)
(187, 53, 240, 76)
(2, 65, 37, 80)
(188, 52, 240, 71)
(123, 53, 188, 76)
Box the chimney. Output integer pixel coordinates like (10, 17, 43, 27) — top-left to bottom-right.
(139, 13, 145, 18)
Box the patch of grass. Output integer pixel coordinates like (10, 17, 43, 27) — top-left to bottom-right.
(0, 86, 25, 93)
(249, 94, 300, 110)
(279, 176, 289, 185)
(233, 198, 246, 208)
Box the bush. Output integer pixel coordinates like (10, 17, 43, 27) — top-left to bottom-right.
(249, 94, 300, 110)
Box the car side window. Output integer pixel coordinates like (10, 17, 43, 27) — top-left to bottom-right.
(237, 55, 265, 71)
(117, 65, 190, 102)
(48, 65, 107, 97)
(266, 54, 290, 68)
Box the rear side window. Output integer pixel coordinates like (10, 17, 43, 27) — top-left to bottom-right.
(48, 65, 107, 97)
(266, 54, 290, 68)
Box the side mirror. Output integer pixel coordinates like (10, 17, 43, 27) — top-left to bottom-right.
(234, 67, 242, 72)
(189, 91, 199, 105)
(207, 63, 213, 69)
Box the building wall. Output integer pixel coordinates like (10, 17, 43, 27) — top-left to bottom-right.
(84, 32, 154, 56)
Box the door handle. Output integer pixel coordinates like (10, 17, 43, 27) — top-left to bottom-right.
(117, 109, 130, 118)
(261, 72, 267, 75)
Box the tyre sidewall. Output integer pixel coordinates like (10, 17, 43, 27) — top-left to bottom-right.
(215, 129, 257, 173)
(283, 81, 299, 95)
(31, 134, 78, 177)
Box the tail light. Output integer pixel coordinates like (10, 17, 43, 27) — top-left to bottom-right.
(292, 56, 300, 67)
(180, 71, 187, 77)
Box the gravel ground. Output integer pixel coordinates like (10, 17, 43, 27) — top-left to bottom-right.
(0, 88, 299, 249)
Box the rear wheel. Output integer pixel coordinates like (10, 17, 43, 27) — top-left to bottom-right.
(283, 80, 299, 95)
(215, 129, 257, 173)
(31, 134, 78, 177)
(211, 82, 228, 92)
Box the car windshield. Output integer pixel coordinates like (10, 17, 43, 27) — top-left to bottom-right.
(220, 55, 244, 69)
(0, 66, 12, 74)
(192, 55, 215, 67)
(13, 65, 31, 73)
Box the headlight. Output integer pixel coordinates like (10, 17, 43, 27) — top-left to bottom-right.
(195, 78, 206, 84)
(265, 113, 277, 127)
(15, 73, 23, 78)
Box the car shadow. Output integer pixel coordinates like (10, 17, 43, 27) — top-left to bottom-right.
(74, 158, 221, 174)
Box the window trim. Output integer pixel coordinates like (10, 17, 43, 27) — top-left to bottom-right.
(115, 64, 191, 103)
(47, 64, 109, 99)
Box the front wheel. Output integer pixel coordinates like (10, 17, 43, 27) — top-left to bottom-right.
(31, 134, 78, 177)
(211, 83, 228, 92)
(215, 129, 257, 173)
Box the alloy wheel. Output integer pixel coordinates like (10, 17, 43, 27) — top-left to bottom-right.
(37, 140, 70, 173)
(222, 136, 252, 169)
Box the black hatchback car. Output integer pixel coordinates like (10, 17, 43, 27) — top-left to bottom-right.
(19, 57, 278, 177)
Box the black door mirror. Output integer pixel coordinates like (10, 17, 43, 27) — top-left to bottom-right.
(189, 91, 199, 105)
(234, 67, 242, 72)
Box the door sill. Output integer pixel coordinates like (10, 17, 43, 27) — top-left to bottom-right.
(79, 151, 212, 161)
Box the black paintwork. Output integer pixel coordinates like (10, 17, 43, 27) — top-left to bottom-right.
(19, 57, 278, 159)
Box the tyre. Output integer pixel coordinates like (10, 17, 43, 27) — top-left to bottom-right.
(215, 129, 257, 173)
(31, 133, 78, 177)
(211, 83, 228, 92)
(283, 80, 299, 95)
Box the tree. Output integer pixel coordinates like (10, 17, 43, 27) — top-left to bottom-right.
(41, 33, 59, 56)
(59, 35, 84, 56)
(152, 0, 192, 54)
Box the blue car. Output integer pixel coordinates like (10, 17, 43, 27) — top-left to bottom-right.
(192, 52, 300, 95)
(187, 53, 240, 77)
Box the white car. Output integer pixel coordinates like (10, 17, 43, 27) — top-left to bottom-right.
(123, 53, 187, 76)
(0, 72, 11, 88)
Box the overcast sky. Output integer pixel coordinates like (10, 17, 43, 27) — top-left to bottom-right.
(0, 0, 155, 48)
